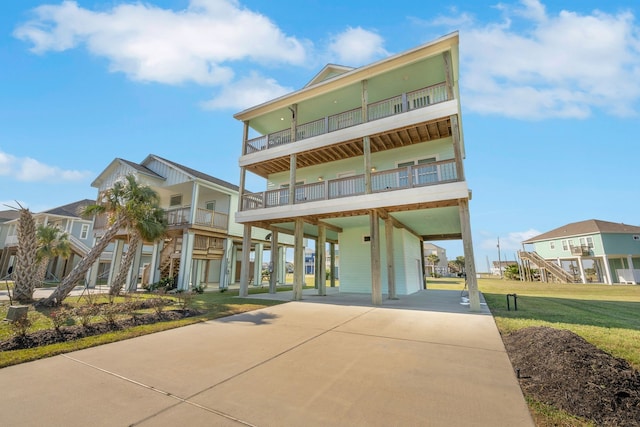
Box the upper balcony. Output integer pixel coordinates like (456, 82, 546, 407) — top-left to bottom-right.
(241, 158, 458, 212)
(244, 82, 449, 156)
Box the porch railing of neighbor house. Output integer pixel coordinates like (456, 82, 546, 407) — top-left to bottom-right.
(244, 82, 448, 154)
(241, 158, 458, 211)
(193, 236, 225, 251)
(166, 207, 229, 231)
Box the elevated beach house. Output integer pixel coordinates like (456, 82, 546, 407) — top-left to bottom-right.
(0, 200, 94, 282)
(233, 32, 481, 309)
(520, 219, 640, 284)
(89, 155, 276, 291)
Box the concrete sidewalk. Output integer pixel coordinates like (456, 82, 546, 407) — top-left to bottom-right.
(0, 290, 534, 426)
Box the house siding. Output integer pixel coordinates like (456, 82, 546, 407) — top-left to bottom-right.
(602, 233, 640, 256)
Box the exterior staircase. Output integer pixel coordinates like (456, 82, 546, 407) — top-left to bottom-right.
(158, 237, 182, 280)
(518, 251, 577, 283)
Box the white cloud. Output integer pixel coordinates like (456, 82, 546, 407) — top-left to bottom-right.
(14, 0, 307, 86)
(481, 229, 541, 252)
(328, 27, 388, 66)
(201, 72, 292, 110)
(0, 149, 91, 183)
(432, 0, 640, 119)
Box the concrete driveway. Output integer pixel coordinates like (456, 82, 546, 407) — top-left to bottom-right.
(0, 289, 534, 426)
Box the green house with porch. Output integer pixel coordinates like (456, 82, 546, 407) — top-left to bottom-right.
(519, 219, 640, 284)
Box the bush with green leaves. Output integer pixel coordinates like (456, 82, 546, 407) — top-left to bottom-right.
(145, 277, 177, 293)
(10, 314, 33, 337)
(50, 307, 72, 332)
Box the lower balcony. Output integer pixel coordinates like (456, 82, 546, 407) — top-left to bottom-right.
(241, 159, 458, 211)
(165, 207, 229, 232)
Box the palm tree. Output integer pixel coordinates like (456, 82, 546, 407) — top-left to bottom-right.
(13, 204, 39, 303)
(109, 181, 166, 296)
(40, 175, 165, 306)
(427, 253, 440, 277)
(35, 224, 71, 284)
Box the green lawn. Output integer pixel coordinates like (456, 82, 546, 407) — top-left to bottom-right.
(429, 276, 640, 426)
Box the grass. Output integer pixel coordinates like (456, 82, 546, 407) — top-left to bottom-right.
(428, 276, 640, 426)
(0, 285, 298, 368)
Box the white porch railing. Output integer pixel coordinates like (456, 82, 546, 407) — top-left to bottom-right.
(244, 82, 448, 154)
(241, 158, 458, 211)
(166, 207, 229, 231)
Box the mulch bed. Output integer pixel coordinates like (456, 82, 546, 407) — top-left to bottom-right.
(0, 309, 200, 352)
(503, 326, 640, 426)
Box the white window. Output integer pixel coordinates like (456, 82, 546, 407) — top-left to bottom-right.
(587, 237, 594, 248)
(550, 241, 555, 249)
(170, 194, 182, 206)
(561, 240, 568, 250)
(80, 224, 89, 239)
(205, 201, 216, 211)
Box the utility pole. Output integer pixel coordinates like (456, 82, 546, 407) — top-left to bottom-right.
(497, 237, 503, 279)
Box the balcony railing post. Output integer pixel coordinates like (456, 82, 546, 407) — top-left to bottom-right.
(324, 180, 329, 200)
(402, 93, 408, 112)
(407, 166, 414, 187)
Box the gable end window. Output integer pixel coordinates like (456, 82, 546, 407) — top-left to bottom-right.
(170, 194, 182, 207)
(80, 224, 89, 240)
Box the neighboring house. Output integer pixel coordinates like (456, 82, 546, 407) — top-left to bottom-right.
(423, 243, 448, 276)
(89, 154, 279, 291)
(0, 200, 95, 281)
(520, 219, 640, 284)
(233, 32, 481, 309)
(0, 209, 21, 278)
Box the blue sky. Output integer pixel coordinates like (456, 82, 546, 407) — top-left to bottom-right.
(1, 0, 639, 271)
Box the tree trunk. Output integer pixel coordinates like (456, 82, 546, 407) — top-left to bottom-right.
(36, 256, 50, 285)
(14, 208, 39, 304)
(40, 217, 125, 306)
(109, 232, 140, 296)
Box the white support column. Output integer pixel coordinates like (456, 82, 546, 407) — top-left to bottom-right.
(459, 199, 481, 311)
(370, 210, 382, 306)
(190, 183, 200, 224)
(254, 243, 263, 286)
(149, 240, 162, 285)
(239, 225, 252, 297)
(329, 243, 336, 288)
(219, 238, 233, 289)
(177, 231, 194, 291)
(577, 257, 587, 284)
(278, 246, 286, 284)
(87, 259, 100, 289)
(627, 255, 636, 284)
(318, 225, 326, 296)
(109, 239, 124, 285)
(269, 231, 279, 293)
(385, 217, 396, 299)
(293, 219, 304, 300)
(602, 255, 613, 285)
(126, 242, 144, 292)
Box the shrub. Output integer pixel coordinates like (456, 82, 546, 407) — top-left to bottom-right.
(148, 297, 169, 317)
(100, 303, 123, 326)
(174, 290, 193, 311)
(50, 307, 72, 332)
(74, 305, 99, 328)
(9, 314, 32, 338)
(146, 277, 177, 293)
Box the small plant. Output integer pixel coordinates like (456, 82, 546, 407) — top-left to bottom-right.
(192, 283, 206, 294)
(100, 303, 122, 327)
(74, 305, 99, 328)
(174, 290, 193, 311)
(146, 277, 177, 293)
(10, 314, 33, 338)
(148, 297, 168, 317)
(50, 307, 72, 332)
